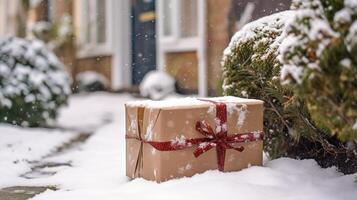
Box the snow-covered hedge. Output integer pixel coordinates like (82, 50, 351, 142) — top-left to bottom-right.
(0, 37, 71, 127)
(222, 1, 357, 173)
(221, 11, 311, 158)
(279, 0, 357, 140)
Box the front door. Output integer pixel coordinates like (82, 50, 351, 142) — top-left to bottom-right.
(131, 0, 156, 85)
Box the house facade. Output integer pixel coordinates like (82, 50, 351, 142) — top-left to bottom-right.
(0, 0, 290, 96)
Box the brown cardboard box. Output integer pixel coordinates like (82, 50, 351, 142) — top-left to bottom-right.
(125, 97, 264, 182)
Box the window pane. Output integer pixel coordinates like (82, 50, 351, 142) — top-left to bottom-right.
(162, 0, 173, 36)
(96, 0, 106, 43)
(180, 0, 198, 38)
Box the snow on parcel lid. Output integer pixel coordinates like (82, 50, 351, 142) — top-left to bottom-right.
(125, 96, 263, 109)
(125, 96, 264, 140)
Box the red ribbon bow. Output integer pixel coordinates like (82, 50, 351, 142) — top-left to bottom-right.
(194, 120, 245, 171)
(194, 99, 245, 171)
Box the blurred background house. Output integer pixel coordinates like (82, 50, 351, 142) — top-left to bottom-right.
(0, 0, 290, 96)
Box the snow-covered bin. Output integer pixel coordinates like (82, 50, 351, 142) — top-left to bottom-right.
(125, 96, 264, 182)
(0, 37, 71, 127)
(139, 71, 175, 100)
(76, 71, 109, 92)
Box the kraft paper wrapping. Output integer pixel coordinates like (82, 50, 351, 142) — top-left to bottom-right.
(125, 97, 264, 182)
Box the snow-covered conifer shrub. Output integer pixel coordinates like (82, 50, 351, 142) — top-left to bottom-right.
(222, 1, 357, 174)
(280, 0, 357, 140)
(0, 37, 71, 127)
(221, 11, 316, 158)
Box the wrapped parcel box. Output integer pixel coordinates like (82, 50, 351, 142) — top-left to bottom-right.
(125, 96, 264, 182)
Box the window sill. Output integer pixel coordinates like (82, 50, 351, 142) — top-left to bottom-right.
(76, 44, 112, 59)
(160, 37, 199, 52)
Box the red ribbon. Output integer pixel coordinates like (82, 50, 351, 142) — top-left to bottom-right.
(126, 99, 263, 171)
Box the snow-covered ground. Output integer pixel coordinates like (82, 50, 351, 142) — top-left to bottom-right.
(0, 125, 76, 188)
(0, 92, 356, 200)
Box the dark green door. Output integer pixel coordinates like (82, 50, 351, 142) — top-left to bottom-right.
(131, 0, 156, 85)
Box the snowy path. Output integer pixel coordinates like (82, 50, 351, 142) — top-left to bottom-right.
(0, 93, 356, 200)
(0, 125, 77, 188)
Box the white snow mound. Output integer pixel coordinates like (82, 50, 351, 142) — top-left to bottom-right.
(139, 70, 176, 100)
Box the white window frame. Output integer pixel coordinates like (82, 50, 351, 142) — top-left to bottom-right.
(157, 0, 207, 96)
(110, 0, 131, 89)
(157, 0, 199, 53)
(76, 0, 113, 58)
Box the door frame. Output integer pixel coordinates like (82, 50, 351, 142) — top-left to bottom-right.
(110, 0, 207, 94)
(110, 0, 132, 90)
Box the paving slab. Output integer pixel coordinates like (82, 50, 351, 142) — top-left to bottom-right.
(0, 186, 56, 200)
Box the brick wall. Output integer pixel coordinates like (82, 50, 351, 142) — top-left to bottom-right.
(162, 1, 232, 96)
(206, 0, 231, 96)
(75, 56, 113, 84)
(165, 51, 199, 94)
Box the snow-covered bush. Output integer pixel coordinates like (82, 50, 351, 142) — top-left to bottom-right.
(279, 0, 357, 140)
(140, 71, 175, 100)
(0, 37, 71, 127)
(222, 1, 357, 174)
(76, 71, 109, 92)
(221, 11, 314, 158)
